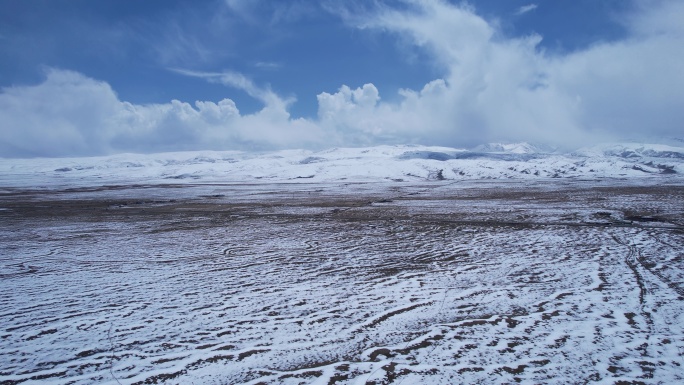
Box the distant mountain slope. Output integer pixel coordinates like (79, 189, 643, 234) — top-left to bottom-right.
(575, 143, 684, 159)
(1, 143, 682, 188)
(472, 142, 555, 154)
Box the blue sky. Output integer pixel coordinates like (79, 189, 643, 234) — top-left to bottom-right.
(1, 0, 683, 157)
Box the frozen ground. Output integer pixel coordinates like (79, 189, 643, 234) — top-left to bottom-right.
(1, 178, 683, 385)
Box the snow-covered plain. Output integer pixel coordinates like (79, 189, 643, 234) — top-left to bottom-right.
(1, 143, 684, 384)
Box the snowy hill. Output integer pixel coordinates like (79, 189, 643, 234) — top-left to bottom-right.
(1, 142, 682, 188)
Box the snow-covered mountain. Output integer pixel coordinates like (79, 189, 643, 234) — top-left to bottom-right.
(574, 143, 684, 159)
(472, 142, 555, 154)
(1, 142, 682, 188)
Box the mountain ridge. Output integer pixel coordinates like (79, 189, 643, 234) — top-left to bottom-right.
(1, 142, 682, 188)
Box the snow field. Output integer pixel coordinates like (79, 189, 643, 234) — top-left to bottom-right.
(1, 181, 683, 384)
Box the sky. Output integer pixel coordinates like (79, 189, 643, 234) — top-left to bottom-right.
(1, 0, 683, 158)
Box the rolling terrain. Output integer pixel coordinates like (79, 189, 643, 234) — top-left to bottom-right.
(1, 143, 683, 384)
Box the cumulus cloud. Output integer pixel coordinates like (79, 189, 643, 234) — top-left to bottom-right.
(325, 0, 684, 148)
(0, 69, 325, 157)
(1, 0, 683, 157)
(322, 0, 587, 147)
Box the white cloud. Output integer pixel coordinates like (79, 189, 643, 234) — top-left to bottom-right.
(624, 0, 684, 37)
(1, 0, 683, 157)
(171, 69, 292, 112)
(0, 69, 325, 157)
(515, 4, 538, 16)
(224, 0, 316, 25)
(322, 0, 684, 148)
(254, 61, 282, 70)
(224, 0, 258, 21)
(324, 1, 589, 147)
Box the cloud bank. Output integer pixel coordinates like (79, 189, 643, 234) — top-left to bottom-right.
(0, 69, 324, 157)
(1, 0, 683, 157)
